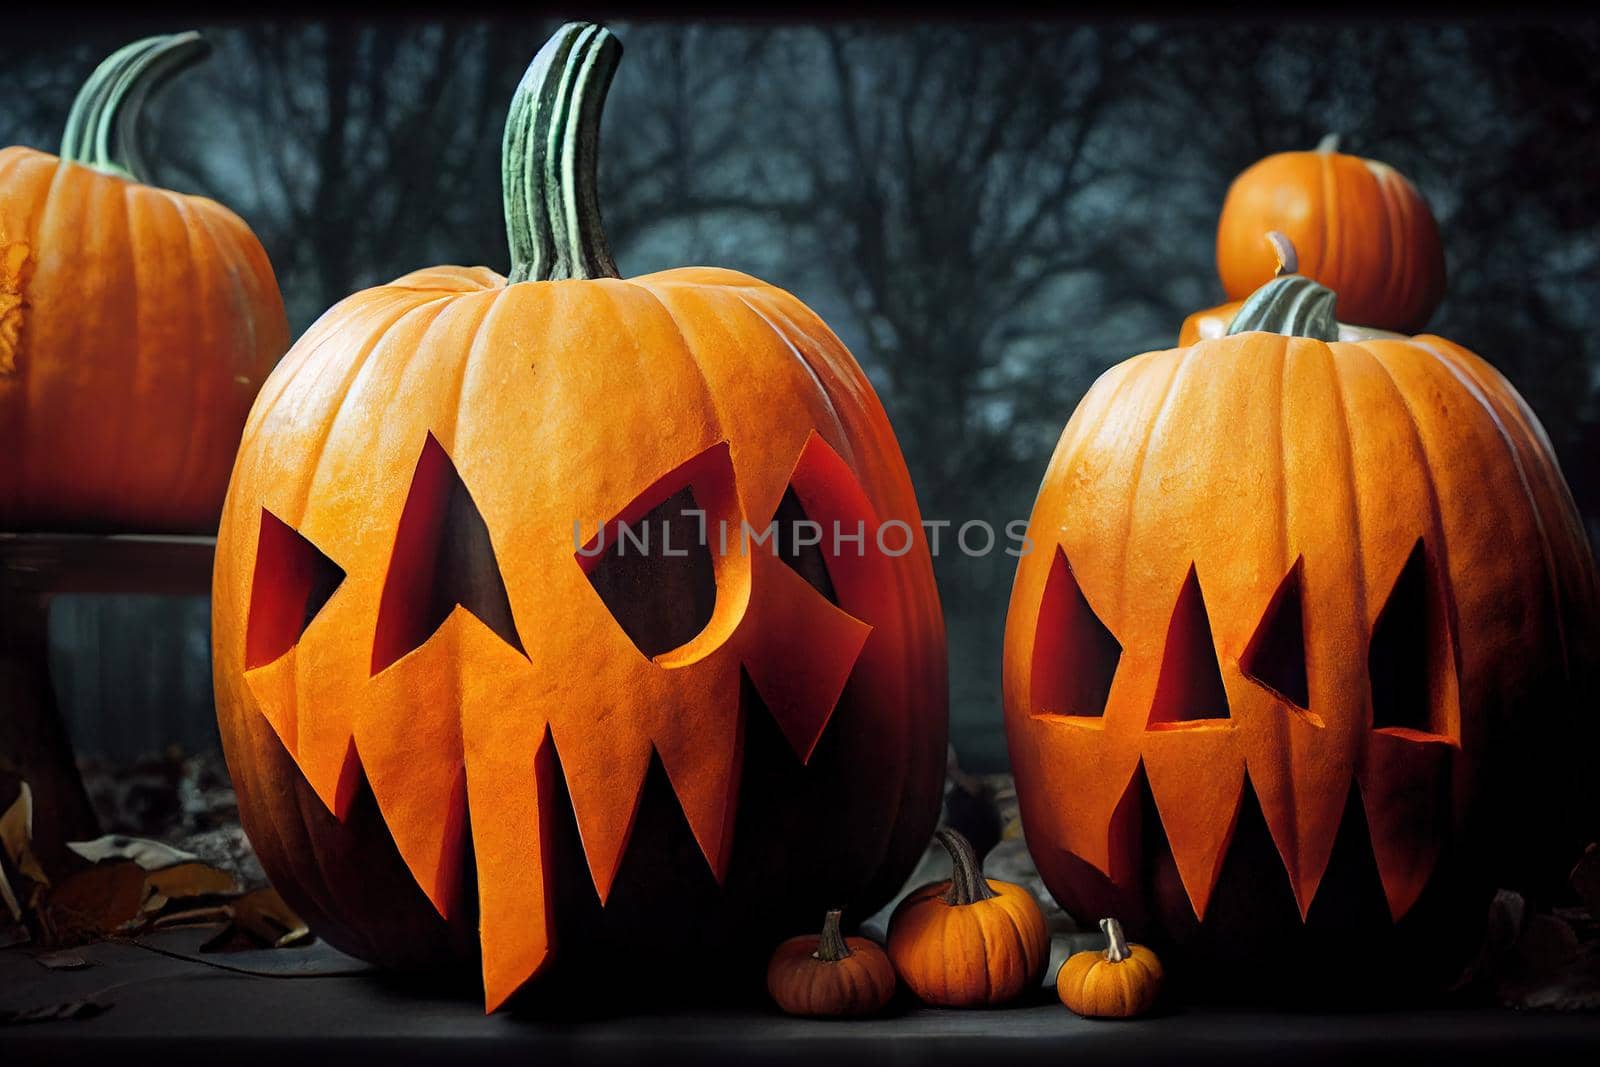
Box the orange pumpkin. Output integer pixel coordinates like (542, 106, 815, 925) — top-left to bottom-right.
(886, 828, 1050, 1007)
(767, 909, 897, 1018)
(1212, 134, 1445, 334)
(1056, 917, 1163, 1018)
(1004, 244, 1599, 1000)
(0, 33, 287, 532)
(212, 23, 946, 1013)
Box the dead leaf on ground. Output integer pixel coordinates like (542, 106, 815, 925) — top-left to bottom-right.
(0, 997, 111, 1025)
(37, 861, 147, 946)
(2, 783, 50, 922)
(66, 834, 198, 871)
(201, 887, 313, 952)
(142, 861, 239, 908)
(33, 950, 92, 971)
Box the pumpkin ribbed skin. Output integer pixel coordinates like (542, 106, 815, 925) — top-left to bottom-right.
(213, 264, 948, 1011)
(1056, 919, 1163, 1018)
(1216, 147, 1445, 332)
(0, 146, 286, 531)
(767, 911, 896, 1018)
(1003, 327, 1599, 1000)
(886, 831, 1050, 1008)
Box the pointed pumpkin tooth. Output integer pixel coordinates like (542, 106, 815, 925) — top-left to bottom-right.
(1360, 728, 1456, 920)
(1248, 737, 1356, 919)
(652, 658, 745, 884)
(463, 691, 559, 1014)
(550, 720, 652, 904)
(243, 646, 300, 757)
(1143, 727, 1245, 921)
(352, 608, 484, 917)
(737, 552, 870, 764)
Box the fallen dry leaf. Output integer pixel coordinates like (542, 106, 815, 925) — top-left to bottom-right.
(201, 887, 312, 952)
(143, 861, 238, 905)
(1, 783, 50, 922)
(33, 950, 92, 971)
(67, 834, 198, 871)
(37, 861, 147, 946)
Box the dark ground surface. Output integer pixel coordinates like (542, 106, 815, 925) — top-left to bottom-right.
(3, 928, 1600, 1067)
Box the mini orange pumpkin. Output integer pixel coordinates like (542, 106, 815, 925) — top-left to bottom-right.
(0, 33, 287, 532)
(767, 909, 896, 1018)
(1056, 917, 1163, 1018)
(886, 828, 1050, 1007)
(1005, 239, 1599, 1000)
(1211, 134, 1445, 334)
(213, 23, 946, 1013)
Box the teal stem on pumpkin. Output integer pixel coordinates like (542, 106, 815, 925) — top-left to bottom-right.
(60, 32, 210, 181)
(502, 22, 622, 283)
(1226, 232, 1341, 342)
(1316, 132, 1341, 153)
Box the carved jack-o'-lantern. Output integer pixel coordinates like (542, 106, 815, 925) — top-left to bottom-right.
(212, 24, 946, 1012)
(1003, 248, 1599, 1000)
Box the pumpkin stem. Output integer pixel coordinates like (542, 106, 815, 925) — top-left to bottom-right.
(502, 22, 622, 283)
(812, 909, 852, 963)
(1100, 917, 1131, 963)
(935, 828, 998, 906)
(60, 32, 210, 182)
(1316, 132, 1341, 153)
(1226, 233, 1341, 342)
(1265, 230, 1298, 277)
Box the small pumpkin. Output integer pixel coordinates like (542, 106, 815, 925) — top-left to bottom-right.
(1212, 133, 1445, 334)
(767, 909, 896, 1018)
(886, 828, 1049, 1007)
(1056, 917, 1163, 1018)
(0, 33, 288, 532)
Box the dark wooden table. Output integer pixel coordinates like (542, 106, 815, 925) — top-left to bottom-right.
(0, 534, 216, 871)
(2, 929, 1598, 1066)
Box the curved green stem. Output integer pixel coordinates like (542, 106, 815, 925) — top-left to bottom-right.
(1316, 132, 1340, 153)
(60, 32, 210, 181)
(936, 828, 997, 906)
(1227, 232, 1341, 342)
(502, 22, 622, 283)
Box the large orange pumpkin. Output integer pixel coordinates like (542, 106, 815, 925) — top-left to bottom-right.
(1003, 250, 1599, 1001)
(1209, 134, 1446, 335)
(0, 33, 287, 532)
(212, 23, 947, 1012)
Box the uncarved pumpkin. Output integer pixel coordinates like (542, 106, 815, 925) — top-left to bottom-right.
(1214, 134, 1445, 334)
(212, 23, 946, 1013)
(0, 33, 287, 532)
(1003, 246, 1599, 1001)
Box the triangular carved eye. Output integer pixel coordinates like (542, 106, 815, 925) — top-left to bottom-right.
(579, 443, 732, 660)
(245, 508, 345, 670)
(1147, 565, 1231, 728)
(1031, 546, 1121, 720)
(372, 432, 526, 674)
(1241, 557, 1311, 713)
(1369, 539, 1449, 735)
(770, 486, 837, 604)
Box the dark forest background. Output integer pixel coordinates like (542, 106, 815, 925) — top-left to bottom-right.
(6, 15, 1598, 770)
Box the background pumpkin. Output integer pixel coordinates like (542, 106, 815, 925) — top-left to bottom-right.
(766, 909, 897, 1018)
(1003, 256, 1599, 1002)
(1209, 134, 1446, 335)
(0, 33, 287, 532)
(212, 23, 947, 1013)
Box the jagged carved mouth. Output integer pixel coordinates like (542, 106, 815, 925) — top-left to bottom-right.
(1027, 541, 1461, 923)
